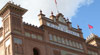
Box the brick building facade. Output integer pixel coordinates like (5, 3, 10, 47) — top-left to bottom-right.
(0, 1, 100, 55)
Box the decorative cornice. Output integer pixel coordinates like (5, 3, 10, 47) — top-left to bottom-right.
(0, 1, 27, 16)
(23, 22, 43, 31)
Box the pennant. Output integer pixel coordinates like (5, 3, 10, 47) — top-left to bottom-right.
(88, 24, 93, 29)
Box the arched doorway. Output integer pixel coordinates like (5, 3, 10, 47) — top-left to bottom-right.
(33, 48, 40, 55)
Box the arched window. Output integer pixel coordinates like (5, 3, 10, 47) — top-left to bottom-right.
(33, 48, 40, 55)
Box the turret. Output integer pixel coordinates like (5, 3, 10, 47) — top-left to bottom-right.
(77, 25, 83, 38)
(50, 12, 56, 22)
(0, 1, 27, 37)
(86, 33, 99, 46)
(38, 10, 46, 26)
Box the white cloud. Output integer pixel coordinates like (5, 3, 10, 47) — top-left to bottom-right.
(86, 0, 94, 5)
(0, 0, 94, 27)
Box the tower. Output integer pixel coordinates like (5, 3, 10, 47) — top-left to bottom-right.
(0, 1, 27, 55)
(86, 33, 97, 46)
(0, 1, 27, 37)
(86, 33, 100, 47)
(86, 33, 100, 54)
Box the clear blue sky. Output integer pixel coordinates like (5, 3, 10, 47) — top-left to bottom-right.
(72, 0, 100, 38)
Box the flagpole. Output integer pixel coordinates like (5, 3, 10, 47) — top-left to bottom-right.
(88, 24, 93, 34)
(55, 4, 59, 13)
(89, 29, 92, 34)
(54, 0, 59, 13)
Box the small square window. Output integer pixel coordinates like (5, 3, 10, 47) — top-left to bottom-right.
(14, 38, 22, 44)
(57, 37, 62, 43)
(61, 38, 65, 44)
(53, 35, 57, 42)
(25, 32, 30, 37)
(49, 34, 53, 40)
(37, 35, 43, 40)
(31, 34, 36, 39)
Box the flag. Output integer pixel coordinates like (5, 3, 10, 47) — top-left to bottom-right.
(55, 0, 57, 5)
(88, 24, 93, 29)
